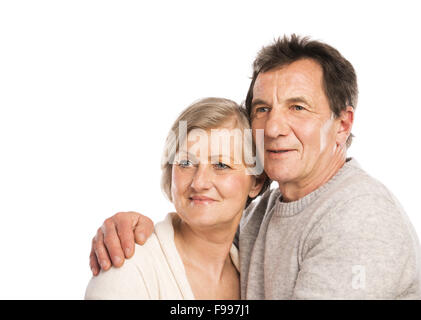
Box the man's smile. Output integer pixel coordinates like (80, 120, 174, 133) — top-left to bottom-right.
(266, 149, 296, 159)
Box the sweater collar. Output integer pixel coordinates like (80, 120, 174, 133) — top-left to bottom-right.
(273, 158, 359, 217)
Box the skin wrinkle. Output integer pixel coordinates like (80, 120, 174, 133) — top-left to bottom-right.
(251, 58, 352, 201)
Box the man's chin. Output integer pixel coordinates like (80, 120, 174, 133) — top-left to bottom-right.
(264, 166, 297, 185)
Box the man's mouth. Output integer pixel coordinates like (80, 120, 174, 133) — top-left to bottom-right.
(266, 149, 295, 158)
(268, 150, 291, 153)
(267, 149, 293, 153)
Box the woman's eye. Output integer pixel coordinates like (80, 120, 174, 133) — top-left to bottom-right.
(214, 162, 230, 170)
(179, 159, 193, 167)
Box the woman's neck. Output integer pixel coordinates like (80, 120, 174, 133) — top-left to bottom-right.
(173, 215, 239, 281)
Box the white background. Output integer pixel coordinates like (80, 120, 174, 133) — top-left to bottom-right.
(0, 0, 420, 299)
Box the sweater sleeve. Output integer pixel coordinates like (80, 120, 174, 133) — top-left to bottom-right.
(84, 258, 152, 300)
(292, 194, 420, 299)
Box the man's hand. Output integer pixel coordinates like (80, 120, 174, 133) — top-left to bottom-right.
(89, 211, 154, 276)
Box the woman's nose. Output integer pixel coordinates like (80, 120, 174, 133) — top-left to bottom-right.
(190, 165, 213, 191)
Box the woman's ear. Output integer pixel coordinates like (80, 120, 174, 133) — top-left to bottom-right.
(248, 173, 267, 198)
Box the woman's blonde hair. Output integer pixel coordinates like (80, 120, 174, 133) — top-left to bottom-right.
(160, 97, 270, 205)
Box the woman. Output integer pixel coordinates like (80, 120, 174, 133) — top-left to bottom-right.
(85, 97, 268, 299)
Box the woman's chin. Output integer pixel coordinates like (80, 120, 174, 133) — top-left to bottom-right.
(178, 210, 223, 228)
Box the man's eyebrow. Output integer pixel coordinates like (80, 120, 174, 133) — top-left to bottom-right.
(286, 96, 312, 106)
(251, 96, 312, 109)
(251, 98, 271, 109)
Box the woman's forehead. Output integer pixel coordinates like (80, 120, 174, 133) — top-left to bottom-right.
(178, 127, 248, 164)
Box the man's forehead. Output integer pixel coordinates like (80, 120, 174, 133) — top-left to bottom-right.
(252, 59, 324, 104)
(254, 59, 323, 87)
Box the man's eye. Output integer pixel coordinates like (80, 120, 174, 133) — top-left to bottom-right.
(214, 162, 230, 170)
(256, 106, 269, 113)
(292, 105, 305, 111)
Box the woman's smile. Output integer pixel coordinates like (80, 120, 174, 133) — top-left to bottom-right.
(189, 195, 217, 205)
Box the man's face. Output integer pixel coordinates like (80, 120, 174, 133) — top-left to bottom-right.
(251, 58, 341, 188)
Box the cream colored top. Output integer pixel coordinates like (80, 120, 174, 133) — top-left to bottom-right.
(84, 212, 240, 300)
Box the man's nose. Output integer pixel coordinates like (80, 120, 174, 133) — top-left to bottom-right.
(190, 165, 213, 191)
(265, 107, 291, 138)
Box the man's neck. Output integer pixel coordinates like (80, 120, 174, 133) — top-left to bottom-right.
(278, 152, 347, 202)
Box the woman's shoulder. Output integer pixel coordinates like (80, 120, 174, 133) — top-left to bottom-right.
(84, 216, 173, 300)
(131, 212, 176, 261)
(84, 248, 155, 299)
(127, 212, 180, 274)
(84, 213, 190, 300)
(84, 235, 166, 299)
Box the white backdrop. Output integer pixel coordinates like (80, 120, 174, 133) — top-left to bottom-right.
(1, 0, 420, 299)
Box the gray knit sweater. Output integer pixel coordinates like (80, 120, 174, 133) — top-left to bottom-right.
(239, 158, 421, 299)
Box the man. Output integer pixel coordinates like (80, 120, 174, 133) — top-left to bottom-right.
(89, 35, 421, 299)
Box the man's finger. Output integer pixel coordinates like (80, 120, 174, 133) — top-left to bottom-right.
(94, 227, 112, 270)
(114, 213, 136, 259)
(134, 214, 154, 245)
(102, 218, 125, 268)
(89, 237, 100, 276)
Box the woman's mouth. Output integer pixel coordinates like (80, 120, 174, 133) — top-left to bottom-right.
(189, 195, 216, 204)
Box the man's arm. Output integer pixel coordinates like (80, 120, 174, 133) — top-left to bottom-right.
(89, 211, 154, 276)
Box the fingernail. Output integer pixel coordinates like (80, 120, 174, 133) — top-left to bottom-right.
(100, 260, 108, 269)
(113, 256, 122, 265)
(138, 233, 146, 243)
(91, 267, 98, 275)
(125, 248, 131, 257)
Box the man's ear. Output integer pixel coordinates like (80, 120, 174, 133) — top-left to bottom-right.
(336, 106, 354, 147)
(249, 173, 267, 198)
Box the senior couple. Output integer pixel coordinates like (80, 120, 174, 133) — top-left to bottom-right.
(85, 35, 421, 300)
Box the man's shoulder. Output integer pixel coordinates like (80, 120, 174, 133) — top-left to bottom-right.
(317, 159, 403, 214)
(337, 160, 396, 200)
(310, 160, 418, 246)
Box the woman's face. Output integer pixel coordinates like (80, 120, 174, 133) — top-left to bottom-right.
(171, 124, 262, 229)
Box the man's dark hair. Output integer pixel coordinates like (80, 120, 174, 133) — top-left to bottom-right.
(245, 34, 358, 147)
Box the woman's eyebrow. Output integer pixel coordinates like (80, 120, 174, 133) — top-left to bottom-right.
(177, 151, 198, 161)
(178, 152, 238, 164)
(209, 154, 235, 164)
